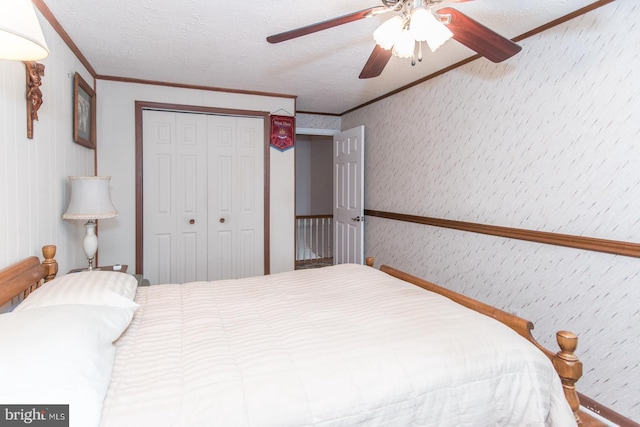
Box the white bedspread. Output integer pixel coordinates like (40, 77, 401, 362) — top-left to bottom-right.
(101, 264, 576, 427)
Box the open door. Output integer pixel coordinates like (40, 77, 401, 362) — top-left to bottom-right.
(333, 126, 364, 264)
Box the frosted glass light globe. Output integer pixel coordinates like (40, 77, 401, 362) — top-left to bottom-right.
(392, 29, 416, 58)
(373, 15, 404, 50)
(409, 7, 453, 52)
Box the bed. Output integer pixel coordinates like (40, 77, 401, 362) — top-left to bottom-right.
(0, 245, 592, 427)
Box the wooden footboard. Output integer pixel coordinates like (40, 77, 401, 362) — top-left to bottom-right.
(0, 245, 58, 307)
(379, 264, 585, 425)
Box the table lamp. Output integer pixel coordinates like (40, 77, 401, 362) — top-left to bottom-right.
(63, 176, 118, 270)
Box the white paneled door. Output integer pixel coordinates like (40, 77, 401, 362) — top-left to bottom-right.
(207, 115, 264, 280)
(143, 110, 264, 285)
(333, 126, 365, 265)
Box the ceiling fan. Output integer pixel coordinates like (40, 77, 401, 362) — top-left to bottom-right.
(266, 0, 521, 79)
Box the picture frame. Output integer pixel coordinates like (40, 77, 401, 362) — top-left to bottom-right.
(73, 72, 96, 149)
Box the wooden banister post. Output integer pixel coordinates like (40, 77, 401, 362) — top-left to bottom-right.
(553, 330, 583, 425)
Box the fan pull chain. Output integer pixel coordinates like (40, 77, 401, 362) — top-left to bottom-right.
(411, 42, 423, 66)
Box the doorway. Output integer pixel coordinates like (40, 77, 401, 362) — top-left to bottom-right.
(295, 134, 333, 269)
(135, 101, 271, 284)
(294, 126, 365, 268)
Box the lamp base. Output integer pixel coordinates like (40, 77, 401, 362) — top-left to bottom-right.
(83, 219, 98, 270)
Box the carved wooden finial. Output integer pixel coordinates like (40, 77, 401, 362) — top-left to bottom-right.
(553, 330, 583, 424)
(25, 61, 45, 139)
(365, 257, 374, 267)
(42, 245, 58, 283)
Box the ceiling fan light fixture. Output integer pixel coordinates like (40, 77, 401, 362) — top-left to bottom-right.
(392, 29, 415, 58)
(373, 15, 404, 50)
(410, 7, 454, 52)
(265, 0, 522, 79)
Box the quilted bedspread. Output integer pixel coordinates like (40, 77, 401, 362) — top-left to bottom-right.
(100, 264, 576, 426)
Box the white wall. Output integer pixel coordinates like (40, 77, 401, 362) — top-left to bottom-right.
(295, 136, 312, 214)
(96, 80, 296, 274)
(0, 9, 95, 285)
(343, 0, 639, 420)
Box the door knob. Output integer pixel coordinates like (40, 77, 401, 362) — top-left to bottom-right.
(351, 216, 364, 222)
(219, 218, 225, 223)
(189, 219, 195, 224)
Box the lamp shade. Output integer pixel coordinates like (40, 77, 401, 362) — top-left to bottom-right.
(0, 0, 49, 61)
(63, 176, 119, 220)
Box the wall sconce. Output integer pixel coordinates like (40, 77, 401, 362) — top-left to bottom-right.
(25, 61, 45, 139)
(0, 0, 50, 139)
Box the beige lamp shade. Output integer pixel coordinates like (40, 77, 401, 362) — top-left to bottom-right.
(0, 0, 49, 61)
(63, 176, 119, 220)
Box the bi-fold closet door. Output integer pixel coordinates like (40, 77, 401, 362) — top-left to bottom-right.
(143, 110, 264, 285)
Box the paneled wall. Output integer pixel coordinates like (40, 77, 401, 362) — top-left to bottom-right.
(343, 0, 639, 420)
(0, 10, 95, 281)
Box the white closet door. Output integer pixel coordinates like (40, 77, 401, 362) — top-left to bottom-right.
(143, 110, 208, 285)
(207, 115, 264, 280)
(144, 111, 264, 284)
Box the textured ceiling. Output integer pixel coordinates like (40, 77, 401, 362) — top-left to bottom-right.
(41, 0, 599, 114)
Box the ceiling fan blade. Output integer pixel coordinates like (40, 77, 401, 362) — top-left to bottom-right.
(438, 7, 521, 63)
(359, 45, 393, 79)
(267, 7, 387, 44)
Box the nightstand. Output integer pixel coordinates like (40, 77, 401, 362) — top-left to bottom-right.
(68, 265, 128, 274)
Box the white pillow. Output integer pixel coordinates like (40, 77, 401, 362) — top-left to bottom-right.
(0, 304, 137, 427)
(14, 271, 139, 312)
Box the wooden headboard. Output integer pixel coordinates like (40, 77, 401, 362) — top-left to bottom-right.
(0, 245, 58, 307)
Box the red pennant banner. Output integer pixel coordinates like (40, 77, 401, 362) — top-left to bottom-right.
(270, 115, 295, 151)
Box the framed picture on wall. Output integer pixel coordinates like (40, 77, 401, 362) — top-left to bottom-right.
(73, 72, 96, 149)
